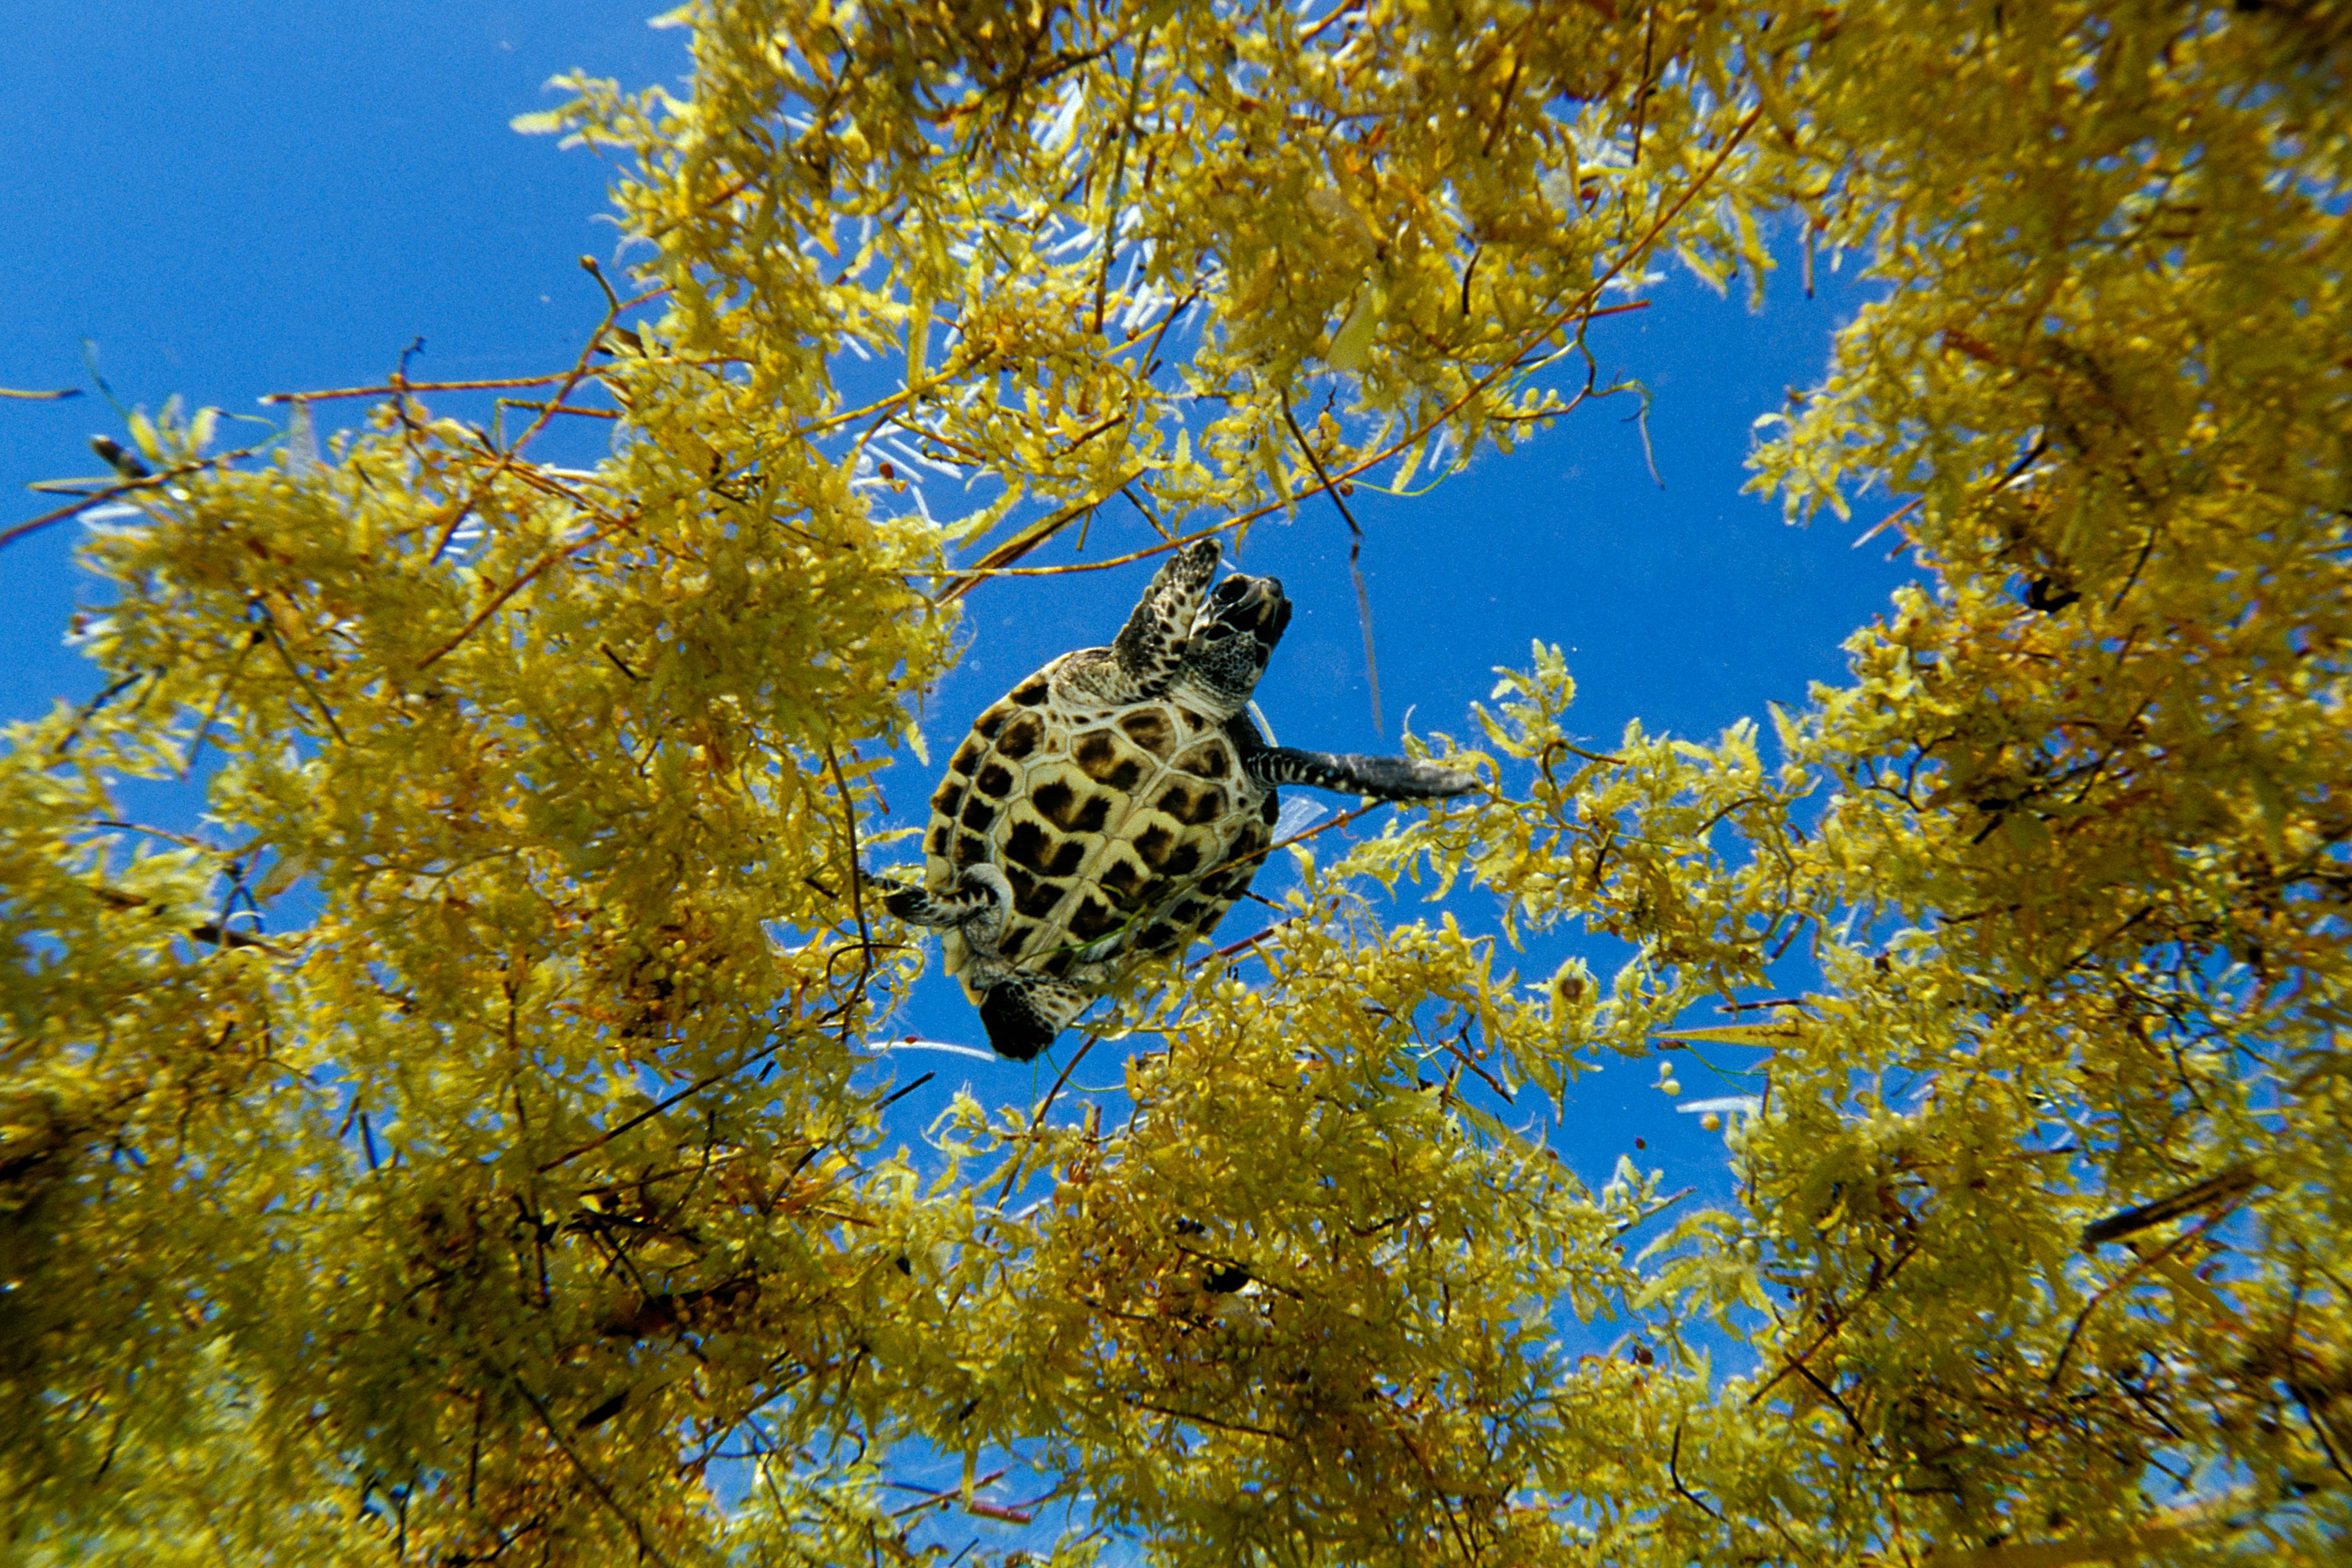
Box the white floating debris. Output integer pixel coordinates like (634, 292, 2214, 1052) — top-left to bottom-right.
(879, 1037, 997, 1062)
(1273, 796, 1328, 843)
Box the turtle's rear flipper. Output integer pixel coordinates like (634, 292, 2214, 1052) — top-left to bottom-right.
(865, 863, 1013, 954)
(978, 977, 1088, 1061)
(1245, 747, 1477, 801)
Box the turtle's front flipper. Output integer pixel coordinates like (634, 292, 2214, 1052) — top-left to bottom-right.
(1105, 537, 1222, 698)
(1245, 747, 1478, 801)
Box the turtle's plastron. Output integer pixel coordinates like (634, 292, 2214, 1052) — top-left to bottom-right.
(878, 538, 1476, 1060)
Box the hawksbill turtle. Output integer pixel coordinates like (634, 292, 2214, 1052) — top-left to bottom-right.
(875, 538, 1477, 1060)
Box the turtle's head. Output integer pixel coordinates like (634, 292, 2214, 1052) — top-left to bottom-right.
(1179, 571, 1291, 710)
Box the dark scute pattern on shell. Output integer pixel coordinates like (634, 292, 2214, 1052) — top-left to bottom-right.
(1030, 780, 1073, 827)
(1133, 822, 1175, 868)
(1153, 780, 1229, 827)
(1119, 710, 1174, 754)
(1031, 780, 1112, 835)
(1070, 896, 1119, 940)
(1010, 867, 1057, 918)
(1074, 732, 1145, 792)
(996, 713, 1044, 760)
(1101, 855, 1146, 902)
(920, 647, 1272, 1036)
(1007, 819, 1087, 879)
(1178, 742, 1229, 779)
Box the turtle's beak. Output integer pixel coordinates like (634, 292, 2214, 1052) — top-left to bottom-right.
(1206, 572, 1291, 646)
(1186, 572, 1291, 698)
